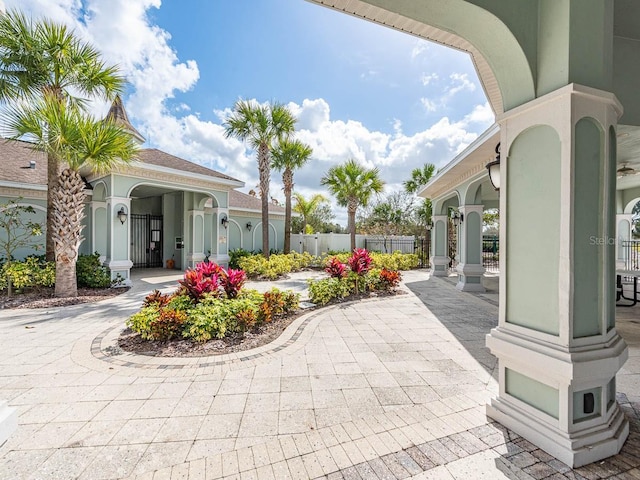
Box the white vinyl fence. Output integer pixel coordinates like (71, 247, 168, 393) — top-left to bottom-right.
(290, 233, 415, 256)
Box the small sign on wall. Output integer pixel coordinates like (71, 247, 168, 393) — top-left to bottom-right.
(219, 236, 227, 244)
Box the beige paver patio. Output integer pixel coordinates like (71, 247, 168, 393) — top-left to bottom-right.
(0, 269, 638, 479)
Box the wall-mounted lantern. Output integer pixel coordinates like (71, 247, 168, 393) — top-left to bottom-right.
(220, 214, 229, 229)
(486, 142, 501, 191)
(117, 207, 128, 225)
(246, 221, 252, 231)
(450, 210, 463, 226)
(426, 220, 433, 231)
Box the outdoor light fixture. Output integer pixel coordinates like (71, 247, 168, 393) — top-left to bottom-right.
(220, 214, 228, 229)
(426, 221, 433, 231)
(450, 211, 463, 226)
(117, 207, 128, 225)
(486, 142, 501, 191)
(246, 221, 252, 231)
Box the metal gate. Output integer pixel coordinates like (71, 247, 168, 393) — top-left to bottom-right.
(363, 237, 431, 268)
(482, 235, 500, 272)
(131, 214, 163, 268)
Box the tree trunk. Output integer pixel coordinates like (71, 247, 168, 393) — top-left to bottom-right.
(348, 205, 357, 252)
(46, 151, 60, 261)
(52, 168, 86, 297)
(258, 143, 270, 258)
(283, 169, 293, 254)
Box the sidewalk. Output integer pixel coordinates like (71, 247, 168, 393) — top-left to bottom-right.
(0, 269, 637, 479)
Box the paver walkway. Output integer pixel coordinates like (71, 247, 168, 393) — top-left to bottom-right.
(0, 269, 638, 479)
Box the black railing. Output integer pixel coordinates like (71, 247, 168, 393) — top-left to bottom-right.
(482, 236, 499, 272)
(621, 240, 640, 271)
(364, 237, 431, 268)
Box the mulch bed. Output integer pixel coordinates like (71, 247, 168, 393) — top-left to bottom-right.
(0, 287, 129, 309)
(117, 289, 406, 357)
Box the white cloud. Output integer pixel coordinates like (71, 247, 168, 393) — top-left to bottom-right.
(411, 40, 429, 59)
(420, 73, 438, 86)
(420, 98, 438, 112)
(446, 72, 476, 97)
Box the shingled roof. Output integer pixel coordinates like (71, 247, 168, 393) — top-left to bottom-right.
(229, 189, 285, 214)
(0, 138, 241, 186)
(135, 149, 241, 183)
(0, 139, 47, 186)
(105, 95, 145, 144)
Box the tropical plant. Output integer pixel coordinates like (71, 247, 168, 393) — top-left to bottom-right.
(403, 163, 436, 194)
(0, 198, 43, 295)
(224, 100, 296, 258)
(321, 159, 385, 250)
(76, 252, 111, 288)
(292, 192, 329, 234)
(272, 138, 313, 253)
(0, 9, 125, 261)
(325, 257, 347, 278)
(4, 95, 138, 297)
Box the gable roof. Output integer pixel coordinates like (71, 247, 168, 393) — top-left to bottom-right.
(135, 149, 241, 183)
(229, 189, 285, 214)
(0, 139, 241, 186)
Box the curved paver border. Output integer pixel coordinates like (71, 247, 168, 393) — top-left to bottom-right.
(89, 295, 393, 372)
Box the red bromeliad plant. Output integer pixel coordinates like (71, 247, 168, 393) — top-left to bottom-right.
(325, 257, 347, 278)
(198, 261, 224, 278)
(348, 248, 372, 275)
(220, 268, 246, 298)
(179, 268, 220, 301)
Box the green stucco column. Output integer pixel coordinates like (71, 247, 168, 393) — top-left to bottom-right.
(91, 200, 107, 262)
(187, 209, 205, 268)
(486, 84, 628, 467)
(455, 205, 486, 292)
(616, 214, 634, 270)
(211, 209, 230, 267)
(106, 196, 132, 284)
(430, 214, 449, 276)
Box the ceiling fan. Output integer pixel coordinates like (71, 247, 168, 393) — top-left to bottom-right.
(617, 163, 640, 177)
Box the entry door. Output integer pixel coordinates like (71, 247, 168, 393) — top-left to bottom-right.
(131, 214, 163, 268)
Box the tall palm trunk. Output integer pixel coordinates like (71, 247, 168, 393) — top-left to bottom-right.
(348, 200, 357, 251)
(283, 168, 293, 253)
(258, 143, 270, 258)
(46, 151, 60, 261)
(52, 168, 86, 297)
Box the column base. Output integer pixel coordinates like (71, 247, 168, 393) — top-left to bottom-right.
(210, 254, 230, 267)
(430, 256, 450, 277)
(455, 263, 486, 292)
(487, 396, 628, 468)
(106, 259, 133, 284)
(0, 400, 17, 446)
(186, 253, 206, 269)
(487, 327, 629, 468)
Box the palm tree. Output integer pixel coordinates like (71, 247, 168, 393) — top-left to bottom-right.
(292, 192, 329, 234)
(5, 95, 138, 297)
(0, 9, 125, 261)
(403, 163, 436, 194)
(224, 100, 295, 258)
(321, 159, 385, 251)
(272, 139, 313, 253)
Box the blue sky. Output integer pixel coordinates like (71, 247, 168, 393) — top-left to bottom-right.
(8, 0, 494, 226)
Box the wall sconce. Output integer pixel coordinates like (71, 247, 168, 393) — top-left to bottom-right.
(220, 214, 228, 229)
(486, 142, 501, 191)
(246, 221, 252, 231)
(117, 207, 128, 225)
(450, 211, 463, 227)
(425, 221, 433, 231)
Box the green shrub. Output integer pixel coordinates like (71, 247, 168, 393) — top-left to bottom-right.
(259, 288, 300, 323)
(183, 295, 263, 342)
(127, 306, 161, 340)
(229, 248, 252, 269)
(0, 257, 55, 291)
(76, 252, 111, 288)
(307, 277, 352, 306)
